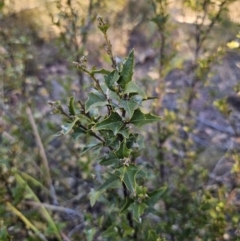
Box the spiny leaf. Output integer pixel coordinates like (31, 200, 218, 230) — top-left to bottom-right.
(118, 49, 134, 88)
(146, 186, 167, 206)
(120, 99, 139, 118)
(115, 140, 131, 158)
(97, 174, 121, 193)
(104, 70, 120, 91)
(94, 112, 124, 135)
(120, 198, 134, 213)
(131, 202, 148, 222)
(99, 153, 120, 166)
(130, 109, 161, 127)
(85, 92, 108, 113)
(124, 81, 147, 98)
(118, 165, 140, 194)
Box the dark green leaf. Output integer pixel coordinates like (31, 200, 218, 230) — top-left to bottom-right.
(102, 225, 118, 238)
(71, 127, 86, 140)
(124, 81, 147, 98)
(118, 127, 130, 138)
(118, 165, 139, 194)
(68, 96, 75, 115)
(85, 92, 108, 113)
(81, 143, 103, 155)
(120, 198, 134, 213)
(146, 186, 167, 206)
(97, 174, 121, 193)
(131, 202, 147, 222)
(99, 153, 120, 166)
(122, 222, 134, 237)
(115, 140, 131, 158)
(120, 99, 139, 118)
(104, 70, 120, 91)
(118, 49, 134, 88)
(94, 112, 124, 135)
(130, 109, 161, 127)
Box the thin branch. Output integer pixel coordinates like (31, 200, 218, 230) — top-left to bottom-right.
(198, 0, 228, 53)
(26, 106, 58, 205)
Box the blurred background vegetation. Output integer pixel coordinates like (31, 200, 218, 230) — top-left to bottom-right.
(1, 0, 240, 240)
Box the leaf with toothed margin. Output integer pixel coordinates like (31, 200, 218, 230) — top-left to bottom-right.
(118, 49, 134, 88)
(124, 81, 147, 98)
(85, 92, 108, 113)
(94, 112, 124, 135)
(130, 109, 161, 128)
(104, 70, 120, 91)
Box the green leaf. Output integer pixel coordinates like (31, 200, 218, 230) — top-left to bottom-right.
(124, 81, 147, 98)
(91, 68, 110, 75)
(130, 109, 161, 128)
(89, 189, 101, 207)
(102, 225, 118, 238)
(71, 127, 86, 140)
(131, 202, 147, 222)
(90, 174, 121, 206)
(122, 222, 134, 237)
(118, 165, 139, 194)
(86, 228, 96, 241)
(61, 116, 79, 135)
(118, 127, 130, 138)
(68, 96, 75, 115)
(99, 153, 120, 166)
(104, 70, 120, 91)
(147, 230, 159, 241)
(120, 99, 139, 118)
(85, 92, 108, 113)
(118, 49, 134, 88)
(146, 186, 167, 206)
(0, 221, 12, 241)
(99, 130, 120, 149)
(115, 140, 131, 158)
(97, 173, 121, 193)
(81, 143, 103, 156)
(94, 112, 124, 135)
(120, 198, 134, 213)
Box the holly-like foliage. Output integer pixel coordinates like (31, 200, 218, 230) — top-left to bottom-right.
(50, 16, 165, 239)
